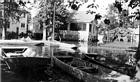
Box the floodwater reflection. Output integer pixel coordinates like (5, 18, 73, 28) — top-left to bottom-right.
(1, 41, 138, 82)
(1, 44, 80, 82)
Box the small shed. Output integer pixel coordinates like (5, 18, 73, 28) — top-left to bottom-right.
(59, 11, 97, 42)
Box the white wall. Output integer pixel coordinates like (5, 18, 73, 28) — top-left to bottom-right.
(78, 42, 88, 53)
(98, 34, 104, 44)
(135, 34, 139, 43)
(78, 23, 89, 41)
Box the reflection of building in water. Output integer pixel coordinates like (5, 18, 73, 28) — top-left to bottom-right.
(42, 46, 49, 56)
(78, 42, 88, 53)
(88, 45, 100, 53)
(78, 42, 99, 53)
(42, 46, 57, 57)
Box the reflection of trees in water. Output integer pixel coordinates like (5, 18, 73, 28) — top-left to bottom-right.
(87, 47, 130, 64)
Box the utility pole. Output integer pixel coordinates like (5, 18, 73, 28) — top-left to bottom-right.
(52, 2, 56, 41)
(2, 0, 5, 40)
(42, 0, 47, 41)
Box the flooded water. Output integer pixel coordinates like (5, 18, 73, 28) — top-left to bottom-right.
(1, 42, 140, 82)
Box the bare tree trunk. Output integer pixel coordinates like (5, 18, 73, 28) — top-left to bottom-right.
(2, 27, 5, 40)
(52, 2, 56, 41)
(135, 20, 140, 63)
(43, 28, 46, 41)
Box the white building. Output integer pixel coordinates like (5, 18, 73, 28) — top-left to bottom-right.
(7, 13, 29, 34)
(59, 11, 98, 41)
(0, 0, 30, 39)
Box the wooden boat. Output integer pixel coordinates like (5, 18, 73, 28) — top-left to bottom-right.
(84, 53, 136, 77)
(52, 50, 119, 82)
(4, 57, 51, 71)
(1, 46, 28, 58)
(3, 57, 114, 82)
(53, 56, 111, 82)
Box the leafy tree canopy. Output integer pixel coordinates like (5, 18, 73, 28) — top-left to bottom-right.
(128, 0, 140, 9)
(1, 0, 29, 22)
(34, 0, 76, 32)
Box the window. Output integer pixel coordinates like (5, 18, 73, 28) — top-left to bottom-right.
(0, 19, 3, 28)
(89, 24, 92, 32)
(6, 21, 10, 28)
(70, 23, 80, 31)
(82, 23, 86, 31)
(59, 23, 68, 30)
(21, 23, 25, 28)
(0, 11, 2, 17)
(39, 22, 43, 30)
(23, 13, 26, 18)
(70, 23, 88, 31)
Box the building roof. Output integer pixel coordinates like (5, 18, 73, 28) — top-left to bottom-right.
(71, 11, 96, 23)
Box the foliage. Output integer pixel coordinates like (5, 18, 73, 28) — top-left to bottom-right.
(128, 0, 140, 9)
(34, 0, 75, 36)
(102, 1, 139, 43)
(104, 19, 110, 25)
(104, 2, 137, 30)
(1, 0, 29, 23)
(114, 1, 123, 13)
(67, 0, 82, 10)
(104, 4, 119, 30)
(6, 31, 18, 39)
(128, 0, 140, 20)
(128, 0, 140, 62)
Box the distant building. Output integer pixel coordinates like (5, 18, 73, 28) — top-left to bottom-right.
(59, 11, 98, 42)
(31, 0, 100, 41)
(7, 12, 30, 34)
(0, 0, 31, 39)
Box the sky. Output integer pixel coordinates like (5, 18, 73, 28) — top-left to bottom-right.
(67, 0, 116, 16)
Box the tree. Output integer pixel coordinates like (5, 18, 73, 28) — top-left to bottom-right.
(104, 4, 119, 30)
(92, 14, 102, 43)
(128, 0, 140, 63)
(34, 0, 75, 41)
(128, 0, 140, 9)
(102, 1, 138, 43)
(114, 0, 123, 13)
